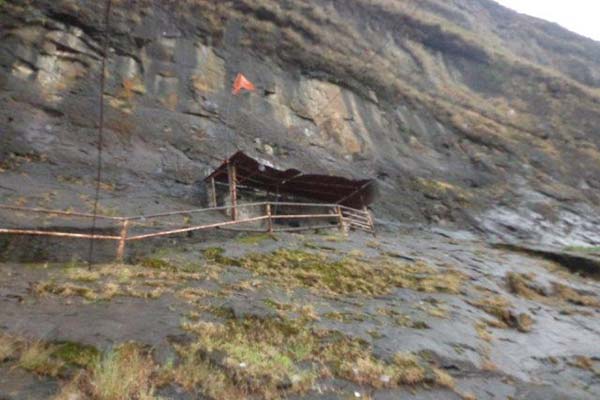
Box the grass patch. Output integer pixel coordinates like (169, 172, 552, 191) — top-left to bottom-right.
(471, 296, 534, 332)
(1, 335, 100, 379)
(140, 251, 202, 273)
(0, 333, 20, 363)
(16, 340, 99, 378)
(507, 272, 600, 308)
(89, 344, 157, 400)
(203, 247, 240, 266)
(506, 272, 545, 300)
(564, 246, 600, 253)
(55, 343, 159, 400)
(53, 342, 99, 368)
(324, 311, 366, 323)
(18, 341, 65, 377)
(236, 233, 276, 245)
(140, 257, 176, 271)
(415, 299, 449, 319)
(222, 249, 464, 297)
(180, 316, 316, 398)
(33, 281, 98, 301)
(34, 262, 211, 302)
(66, 268, 101, 282)
(179, 314, 454, 397)
(553, 283, 600, 308)
(475, 321, 492, 342)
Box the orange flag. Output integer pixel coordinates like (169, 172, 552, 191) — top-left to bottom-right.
(232, 73, 256, 95)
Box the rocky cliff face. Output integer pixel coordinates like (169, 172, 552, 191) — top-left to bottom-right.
(1, 0, 600, 245)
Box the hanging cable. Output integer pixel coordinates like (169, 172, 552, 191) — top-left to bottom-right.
(87, 0, 113, 267)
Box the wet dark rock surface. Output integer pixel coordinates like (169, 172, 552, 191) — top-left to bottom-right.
(0, 231, 599, 399)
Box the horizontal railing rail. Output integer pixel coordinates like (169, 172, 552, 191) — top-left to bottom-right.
(0, 201, 375, 261)
(0, 204, 123, 220)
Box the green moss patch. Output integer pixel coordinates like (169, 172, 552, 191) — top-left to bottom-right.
(203, 247, 240, 266)
(236, 233, 276, 245)
(225, 249, 465, 297)
(53, 342, 99, 368)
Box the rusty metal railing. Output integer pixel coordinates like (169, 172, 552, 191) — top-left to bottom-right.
(0, 202, 375, 261)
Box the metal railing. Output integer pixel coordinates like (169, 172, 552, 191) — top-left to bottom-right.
(0, 202, 375, 261)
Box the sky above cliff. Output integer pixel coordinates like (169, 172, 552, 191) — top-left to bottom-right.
(496, 0, 600, 41)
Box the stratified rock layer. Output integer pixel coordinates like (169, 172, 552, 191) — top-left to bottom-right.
(1, 0, 600, 244)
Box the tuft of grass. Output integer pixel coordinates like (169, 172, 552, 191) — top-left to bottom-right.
(553, 283, 600, 308)
(392, 353, 427, 385)
(433, 368, 455, 388)
(18, 341, 65, 377)
(475, 321, 492, 342)
(321, 233, 347, 243)
(172, 350, 244, 399)
(203, 247, 240, 266)
(0, 333, 20, 362)
(471, 296, 534, 332)
(507, 273, 600, 309)
(7, 337, 98, 378)
(506, 272, 545, 300)
(338, 354, 399, 388)
(53, 344, 160, 400)
(415, 299, 449, 319)
(53, 342, 99, 369)
(140, 257, 175, 271)
(324, 311, 366, 323)
(177, 287, 211, 303)
(571, 356, 595, 371)
(33, 281, 98, 301)
(89, 344, 158, 400)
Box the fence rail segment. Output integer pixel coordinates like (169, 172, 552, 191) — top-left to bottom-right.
(0, 205, 123, 220)
(122, 201, 338, 221)
(0, 228, 120, 240)
(0, 201, 375, 260)
(346, 220, 372, 230)
(271, 214, 337, 220)
(125, 215, 269, 241)
(343, 214, 370, 224)
(340, 207, 375, 234)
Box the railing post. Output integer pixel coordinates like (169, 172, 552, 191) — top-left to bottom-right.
(336, 206, 348, 234)
(266, 203, 273, 233)
(209, 177, 217, 207)
(116, 219, 129, 262)
(227, 163, 237, 221)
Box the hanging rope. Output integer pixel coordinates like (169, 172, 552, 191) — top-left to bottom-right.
(87, 0, 113, 266)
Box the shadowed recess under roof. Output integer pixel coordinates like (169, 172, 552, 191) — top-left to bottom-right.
(204, 152, 378, 209)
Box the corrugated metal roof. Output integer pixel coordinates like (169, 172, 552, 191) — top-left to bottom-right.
(204, 151, 377, 208)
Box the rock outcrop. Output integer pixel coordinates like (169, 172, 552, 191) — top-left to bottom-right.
(1, 0, 600, 245)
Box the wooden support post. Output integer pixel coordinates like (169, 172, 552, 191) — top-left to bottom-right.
(337, 206, 348, 234)
(209, 177, 217, 207)
(227, 162, 237, 220)
(363, 206, 376, 237)
(116, 219, 129, 262)
(266, 203, 273, 233)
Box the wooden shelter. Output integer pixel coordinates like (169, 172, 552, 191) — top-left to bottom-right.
(203, 151, 377, 220)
